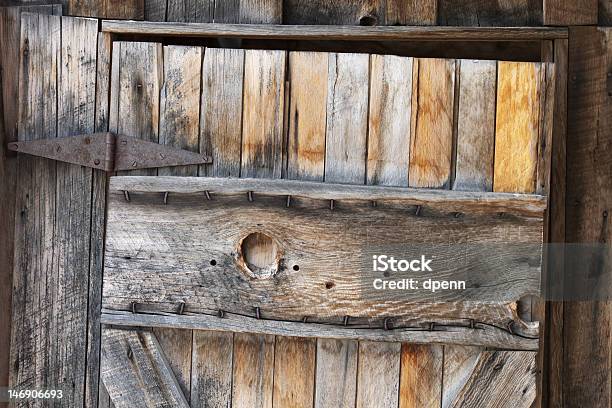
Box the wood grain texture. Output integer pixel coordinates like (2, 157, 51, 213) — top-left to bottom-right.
(399, 344, 443, 407)
(281, 0, 384, 25)
(191, 331, 233, 407)
(601, 0, 612, 25)
(144, 0, 167, 20)
(324, 53, 369, 184)
(409, 58, 455, 189)
(449, 352, 537, 407)
(101, 328, 190, 408)
(543, 0, 598, 25)
(102, 21, 569, 41)
(314, 339, 358, 408)
(272, 336, 316, 408)
(385, 0, 437, 25)
(367, 54, 412, 187)
(167, 0, 214, 22)
(563, 27, 612, 408)
(241, 49, 286, 179)
(453, 60, 496, 192)
(232, 333, 275, 408)
(69, 0, 145, 19)
(0, 5, 61, 399)
(494, 62, 543, 194)
(109, 41, 163, 176)
(239, 0, 282, 23)
(153, 328, 192, 399)
(356, 342, 400, 408)
(286, 51, 328, 182)
(200, 47, 244, 177)
(437, 0, 542, 26)
(442, 346, 481, 407)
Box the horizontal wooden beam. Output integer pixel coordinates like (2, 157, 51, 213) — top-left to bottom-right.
(101, 21, 569, 41)
(100, 309, 539, 351)
(109, 176, 547, 218)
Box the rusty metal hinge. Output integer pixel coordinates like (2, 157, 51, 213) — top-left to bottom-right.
(7, 132, 212, 171)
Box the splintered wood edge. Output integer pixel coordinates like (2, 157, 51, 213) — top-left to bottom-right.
(100, 309, 539, 351)
(101, 21, 569, 41)
(109, 176, 547, 218)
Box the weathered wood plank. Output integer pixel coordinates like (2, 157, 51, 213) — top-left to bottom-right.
(281, 0, 385, 25)
(200, 48, 245, 178)
(356, 342, 401, 408)
(449, 352, 537, 407)
(409, 58, 455, 189)
(0, 5, 61, 397)
(241, 49, 286, 179)
(166, 0, 214, 22)
(109, 41, 163, 176)
(453, 60, 496, 192)
(562, 26, 612, 408)
(324, 53, 369, 184)
(442, 346, 481, 407)
(272, 336, 316, 408)
(314, 339, 358, 408)
(601, 0, 612, 25)
(385, 0, 437, 25)
(399, 344, 443, 407)
(543, 0, 598, 25)
(239, 0, 282, 23)
(11, 10, 57, 402)
(367, 54, 412, 187)
(144, 0, 167, 21)
(286, 51, 328, 182)
(101, 328, 190, 408)
(104, 0, 145, 19)
(494, 62, 543, 194)
(191, 331, 233, 408)
(232, 333, 275, 408)
(101, 21, 569, 41)
(153, 329, 192, 399)
(437, 0, 542, 26)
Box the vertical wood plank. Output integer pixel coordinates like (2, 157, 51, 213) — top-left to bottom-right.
(399, 344, 443, 408)
(0, 5, 61, 399)
(105, 0, 145, 19)
(408, 58, 455, 189)
(200, 48, 245, 177)
(110, 41, 163, 176)
(437, 0, 542, 26)
(367, 54, 412, 187)
(241, 49, 286, 179)
(563, 26, 612, 408)
(324, 53, 369, 184)
(543, 0, 598, 25)
(191, 331, 234, 408)
(385, 0, 437, 25)
(233, 48, 285, 408)
(144, 0, 168, 21)
(453, 60, 497, 192)
(11, 11, 60, 402)
(282, 0, 385, 25)
(601, 0, 612, 24)
(239, 0, 282, 23)
(441, 346, 481, 408)
(213, 0, 241, 22)
(166, 0, 214, 22)
(315, 51, 369, 408)
(232, 333, 275, 408)
(270, 50, 326, 408)
(286, 51, 328, 182)
(493, 62, 543, 194)
(356, 342, 401, 408)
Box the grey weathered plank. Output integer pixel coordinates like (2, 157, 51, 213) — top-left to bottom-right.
(101, 20, 569, 41)
(453, 60, 497, 192)
(166, 0, 214, 22)
(356, 342, 401, 408)
(101, 328, 190, 408)
(238, 0, 282, 23)
(367, 54, 412, 187)
(449, 352, 537, 407)
(442, 346, 481, 407)
(409, 58, 455, 189)
(200, 48, 245, 177)
(240, 49, 286, 179)
(191, 330, 233, 408)
(324, 53, 369, 184)
(109, 41, 163, 176)
(144, 0, 167, 20)
(314, 339, 358, 408)
(399, 344, 443, 407)
(437, 0, 543, 26)
(601, 0, 612, 24)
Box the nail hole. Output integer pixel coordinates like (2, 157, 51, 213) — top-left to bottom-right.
(325, 282, 335, 289)
(359, 14, 377, 26)
(210, 259, 217, 266)
(293, 264, 300, 271)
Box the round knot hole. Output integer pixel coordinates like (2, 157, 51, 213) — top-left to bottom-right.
(237, 232, 280, 279)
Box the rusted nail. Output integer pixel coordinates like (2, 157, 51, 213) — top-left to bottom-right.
(302, 316, 309, 323)
(127, 348, 133, 360)
(94, 159, 101, 166)
(131, 301, 137, 314)
(507, 320, 514, 335)
(178, 302, 185, 315)
(383, 317, 392, 330)
(286, 195, 291, 208)
(205, 191, 211, 200)
(371, 200, 377, 208)
(218, 310, 225, 318)
(415, 205, 422, 216)
(164, 192, 169, 205)
(469, 319, 475, 329)
(123, 191, 131, 202)
(330, 200, 335, 210)
(429, 322, 436, 331)
(247, 191, 254, 202)
(255, 307, 261, 319)
(453, 212, 463, 219)
(343, 315, 349, 326)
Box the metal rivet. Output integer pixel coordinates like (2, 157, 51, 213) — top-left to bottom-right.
(286, 195, 291, 208)
(247, 191, 254, 202)
(415, 205, 422, 216)
(218, 310, 225, 318)
(123, 191, 130, 202)
(507, 320, 514, 335)
(343, 316, 349, 326)
(205, 191, 211, 200)
(178, 302, 185, 315)
(330, 200, 335, 210)
(255, 307, 261, 319)
(131, 301, 137, 314)
(302, 316, 309, 323)
(383, 317, 392, 330)
(429, 322, 435, 331)
(164, 192, 169, 205)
